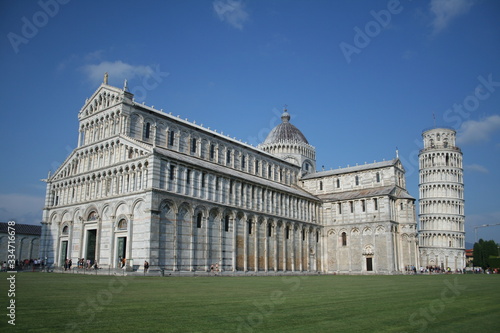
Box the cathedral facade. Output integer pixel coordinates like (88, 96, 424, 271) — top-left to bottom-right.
(40, 78, 419, 274)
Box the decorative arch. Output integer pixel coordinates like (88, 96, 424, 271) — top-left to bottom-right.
(363, 244, 374, 255)
(61, 224, 70, 235)
(114, 201, 130, 218)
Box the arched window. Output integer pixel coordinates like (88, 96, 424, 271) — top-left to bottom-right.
(336, 178, 340, 188)
(355, 175, 359, 186)
(62, 225, 69, 235)
(210, 144, 215, 159)
(196, 213, 202, 229)
(117, 219, 127, 230)
(224, 215, 230, 232)
(191, 138, 197, 153)
(144, 122, 151, 139)
(88, 211, 98, 221)
(319, 181, 323, 190)
(168, 130, 175, 146)
(376, 172, 380, 183)
(226, 150, 231, 164)
(341, 232, 347, 246)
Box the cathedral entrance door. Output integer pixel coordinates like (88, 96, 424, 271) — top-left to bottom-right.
(117, 237, 127, 267)
(86, 230, 97, 263)
(366, 257, 373, 271)
(60, 240, 68, 266)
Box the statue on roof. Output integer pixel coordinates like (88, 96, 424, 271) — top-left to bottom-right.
(104, 72, 109, 84)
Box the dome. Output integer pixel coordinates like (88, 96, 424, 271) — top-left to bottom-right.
(263, 110, 309, 145)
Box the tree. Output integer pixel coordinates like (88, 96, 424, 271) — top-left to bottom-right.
(472, 239, 499, 269)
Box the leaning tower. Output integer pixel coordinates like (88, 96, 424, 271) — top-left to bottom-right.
(418, 128, 465, 271)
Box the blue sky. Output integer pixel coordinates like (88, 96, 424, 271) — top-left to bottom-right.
(1, 0, 499, 245)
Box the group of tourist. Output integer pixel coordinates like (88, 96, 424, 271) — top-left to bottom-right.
(73, 258, 98, 270)
(210, 263, 220, 274)
(63, 258, 73, 271)
(1, 258, 45, 271)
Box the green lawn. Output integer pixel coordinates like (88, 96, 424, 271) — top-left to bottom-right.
(0, 272, 498, 332)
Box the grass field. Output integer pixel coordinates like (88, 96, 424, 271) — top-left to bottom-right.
(0, 272, 499, 332)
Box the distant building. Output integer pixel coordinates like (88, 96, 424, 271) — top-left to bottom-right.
(40, 76, 419, 274)
(465, 249, 473, 267)
(0, 222, 41, 263)
(418, 128, 466, 270)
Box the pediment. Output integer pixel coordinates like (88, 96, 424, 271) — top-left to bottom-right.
(78, 84, 131, 120)
(48, 135, 152, 182)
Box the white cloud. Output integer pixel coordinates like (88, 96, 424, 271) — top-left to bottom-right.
(429, 0, 474, 34)
(82, 60, 155, 85)
(0, 194, 44, 225)
(456, 115, 500, 145)
(464, 164, 489, 173)
(213, 0, 249, 30)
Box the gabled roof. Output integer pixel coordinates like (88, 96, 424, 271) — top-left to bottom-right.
(48, 134, 153, 182)
(302, 158, 401, 180)
(78, 83, 131, 120)
(316, 185, 415, 201)
(0, 222, 41, 236)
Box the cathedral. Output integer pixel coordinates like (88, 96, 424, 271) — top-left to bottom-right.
(40, 76, 422, 274)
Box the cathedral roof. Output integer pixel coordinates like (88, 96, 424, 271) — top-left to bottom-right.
(302, 159, 401, 179)
(154, 146, 320, 201)
(263, 110, 309, 145)
(316, 185, 415, 201)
